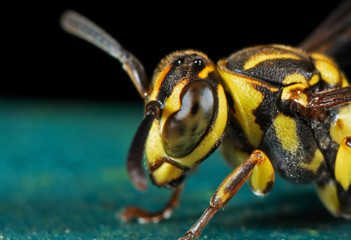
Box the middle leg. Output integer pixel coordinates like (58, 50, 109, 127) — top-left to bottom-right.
(179, 150, 273, 240)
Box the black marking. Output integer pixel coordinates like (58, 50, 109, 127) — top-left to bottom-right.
(336, 181, 351, 214)
(191, 102, 199, 115)
(225, 45, 316, 86)
(260, 114, 327, 184)
(262, 180, 274, 195)
(166, 174, 186, 189)
(346, 137, 351, 148)
(252, 84, 281, 135)
(247, 58, 315, 86)
(156, 53, 209, 103)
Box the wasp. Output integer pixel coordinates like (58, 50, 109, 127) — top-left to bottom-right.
(61, 1, 351, 239)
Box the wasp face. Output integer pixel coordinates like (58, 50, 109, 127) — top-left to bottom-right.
(145, 50, 228, 188)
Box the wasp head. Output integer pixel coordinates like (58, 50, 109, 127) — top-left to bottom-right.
(128, 50, 228, 189)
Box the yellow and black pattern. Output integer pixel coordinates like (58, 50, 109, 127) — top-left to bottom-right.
(223, 45, 317, 86)
(218, 46, 327, 184)
(145, 50, 228, 187)
(62, 7, 351, 238)
(218, 44, 350, 217)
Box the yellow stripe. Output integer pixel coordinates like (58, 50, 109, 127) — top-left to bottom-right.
(309, 74, 320, 86)
(299, 149, 324, 173)
(273, 113, 299, 153)
(218, 69, 265, 147)
(198, 65, 215, 79)
(160, 79, 189, 132)
(151, 162, 184, 187)
(244, 53, 300, 70)
(146, 120, 166, 166)
(311, 53, 340, 85)
(218, 60, 279, 147)
(282, 73, 308, 85)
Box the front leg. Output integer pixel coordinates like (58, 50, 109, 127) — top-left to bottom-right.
(120, 183, 184, 223)
(179, 150, 273, 240)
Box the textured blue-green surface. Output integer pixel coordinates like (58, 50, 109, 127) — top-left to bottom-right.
(0, 99, 350, 240)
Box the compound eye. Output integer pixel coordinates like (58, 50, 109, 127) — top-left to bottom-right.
(162, 81, 215, 158)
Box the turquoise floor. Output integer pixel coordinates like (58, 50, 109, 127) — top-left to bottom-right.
(0, 99, 350, 239)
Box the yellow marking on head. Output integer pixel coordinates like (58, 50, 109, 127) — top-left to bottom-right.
(335, 137, 351, 191)
(330, 104, 351, 144)
(311, 53, 341, 85)
(243, 52, 301, 70)
(198, 65, 215, 79)
(160, 79, 189, 131)
(146, 120, 185, 187)
(299, 149, 324, 173)
(281, 83, 308, 107)
(309, 74, 320, 86)
(149, 66, 172, 101)
(316, 181, 341, 217)
(249, 152, 275, 196)
(273, 113, 299, 153)
(282, 73, 308, 85)
(146, 120, 166, 164)
(151, 162, 184, 187)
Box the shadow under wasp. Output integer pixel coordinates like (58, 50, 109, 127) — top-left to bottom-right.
(60, 1, 351, 239)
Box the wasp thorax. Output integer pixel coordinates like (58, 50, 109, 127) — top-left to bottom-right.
(162, 80, 215, 158)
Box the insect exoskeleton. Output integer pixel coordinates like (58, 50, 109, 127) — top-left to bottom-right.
(216, 44, 348, 180)
(60, 3, 351, 239)
(217, 44, 351, 218)
(145, 50, 228, 187)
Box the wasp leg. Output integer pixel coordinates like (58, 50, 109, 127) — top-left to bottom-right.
(179, 150, 271, 240)
(119, 183, 184, 223)
(317, 137, 351, 219)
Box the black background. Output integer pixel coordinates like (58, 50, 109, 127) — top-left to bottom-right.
(3, 1, 346, 102)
